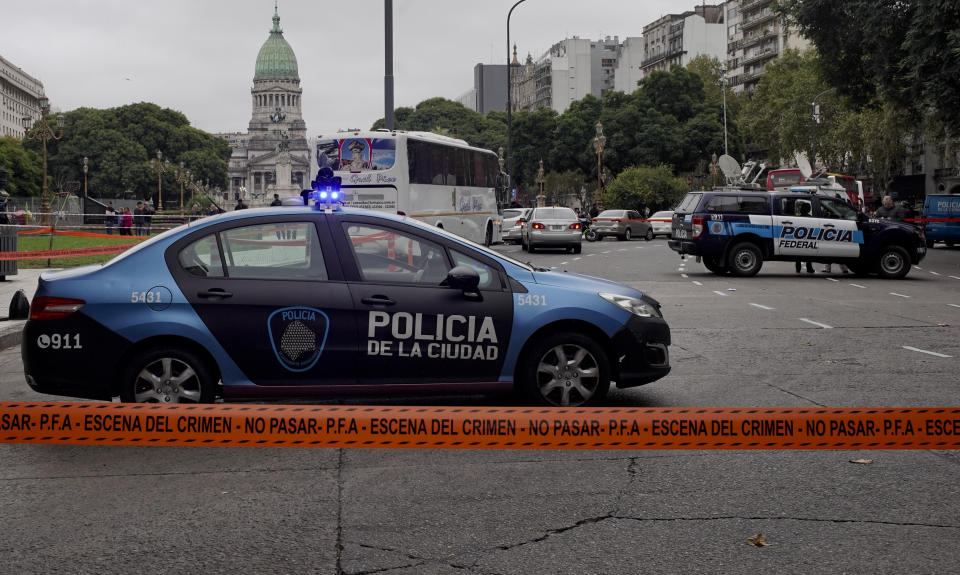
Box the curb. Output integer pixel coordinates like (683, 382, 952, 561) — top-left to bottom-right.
(0, 320, 24, 350)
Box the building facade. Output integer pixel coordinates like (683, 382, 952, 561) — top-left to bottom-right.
(1, 54, 45, 138)
(218, 7, 310, 205)
(640, 5, 726, 77)
(613, 37, 645, 94)
(724, 0, 809, 94)
(458, 63, 509, 114)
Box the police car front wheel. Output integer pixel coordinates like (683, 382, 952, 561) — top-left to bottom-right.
(120, 348, 216, 404)
(520, 332, 610, 407)
(727, 242, 763, 277)
(877, 245, 911, 279)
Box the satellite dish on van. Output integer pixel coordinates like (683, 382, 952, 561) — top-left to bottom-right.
(794, 152, 813, 179)
(717, 154, 741, 184)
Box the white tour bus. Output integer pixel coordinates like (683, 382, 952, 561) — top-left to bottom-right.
(314, 130, 503, 245)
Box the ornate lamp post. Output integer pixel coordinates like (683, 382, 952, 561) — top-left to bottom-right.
(536, 159, 545, 207)
(22, 97, 64, 225)
(174, 162, 190, 215)
(150, 150, 169, 213)
(82, 156, 88, 197)
(593, 121, 607, 209)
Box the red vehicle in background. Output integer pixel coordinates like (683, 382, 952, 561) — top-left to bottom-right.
(766, 168, 804, 192)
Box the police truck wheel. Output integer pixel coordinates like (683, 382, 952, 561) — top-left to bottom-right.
(120, 348, 215, 404)
(644, 228, 654, 241)
(876, 245, 910, 279)
(520, 332, 610, 407)
(727, 242, 763, 277)
(702, 256, 728, 275)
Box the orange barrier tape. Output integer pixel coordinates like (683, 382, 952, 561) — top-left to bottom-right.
(18, 227, 151, 240)
(0, 244, 138, 261)
(1, 403, 958, 449)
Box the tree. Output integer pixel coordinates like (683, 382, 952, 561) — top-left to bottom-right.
(606, 165, 688, 212)
(781, 0, 960, 133)
(0, 136, 43, 197)
(21, 103, 231, 201)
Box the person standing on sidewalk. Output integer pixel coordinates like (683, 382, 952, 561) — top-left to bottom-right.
(133, 201, 145, 236)
(104, 201, 118, 234)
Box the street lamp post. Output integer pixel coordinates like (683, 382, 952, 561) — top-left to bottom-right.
(719, 64, 729, 156)
(536, 159, 545, 207)
(593, 121, 607, 208)
(150, 150, 169, 214)
(506, 0, 528, 199)
(22, 97, 64, 225)
(82, 156, 88, 197)
(174, 162, 190, 215)
(811, 87, 836, 172)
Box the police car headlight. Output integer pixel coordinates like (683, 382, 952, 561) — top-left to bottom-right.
(599, 292, 661, 318)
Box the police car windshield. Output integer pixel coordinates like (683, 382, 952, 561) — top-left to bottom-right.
(400, 215, 534, 271)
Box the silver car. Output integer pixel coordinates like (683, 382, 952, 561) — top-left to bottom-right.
(501, 207, 531, 244)
(650, 210, 674, 237)
(592, 209, 653, 241)
(521, 206, 582, 253)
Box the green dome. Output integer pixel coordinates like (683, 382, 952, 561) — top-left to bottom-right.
(254, 8, 299, 80)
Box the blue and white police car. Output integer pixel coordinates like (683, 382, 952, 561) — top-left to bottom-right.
(668, 188, 926, 278)
(22, 191, 671, 407)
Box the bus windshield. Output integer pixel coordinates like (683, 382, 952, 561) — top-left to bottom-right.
(316, 138, 396, 172)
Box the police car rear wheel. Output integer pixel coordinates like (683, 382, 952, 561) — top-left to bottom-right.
(702, 256, 728, 275)
(521, 332, 610, 407)
(120, 348, 215, 404)
(877, 245, 910, 279)
(727, 242, 763, 277)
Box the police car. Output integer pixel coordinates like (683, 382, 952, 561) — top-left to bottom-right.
(667, 188, 926, 278)
(22, 190, 671, 407)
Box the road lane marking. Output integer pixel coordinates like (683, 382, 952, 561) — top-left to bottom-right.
(713, 290, 728, 296)
(559, 261, 568, 265)
(692, 281, 703, 286)
(550, 266, 557, 270)
(826, 278, 839, 282)
(950, 276, 960, 280)
(914, 266, 922, 270)
(948, 304, 960, 309)
(750, 303, 775, 310)
(573, 257, 582, 261)
(680, 273, 688, 278)
(930, 271, 941, 276)
(798, 318, 833, 329)
(902, 346, 952, 358)
(890, 292, 911, 298)
(618, 249, 628, 252)
(850, 283, 867, 289)
(587, 253, 596, 257)
(602, 250, 610, 254)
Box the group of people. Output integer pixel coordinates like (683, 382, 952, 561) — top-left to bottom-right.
(103, 200, 154, 236)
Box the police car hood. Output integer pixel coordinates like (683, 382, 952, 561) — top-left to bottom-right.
(530, 269, 645, 298)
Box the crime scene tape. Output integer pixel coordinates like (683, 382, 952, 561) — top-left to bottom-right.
(1, 403, 959, 449)
(18, 227, 151, 240)
(0, 244, 138, 261)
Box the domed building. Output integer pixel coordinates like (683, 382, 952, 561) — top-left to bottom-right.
(221, 5, 310, 205)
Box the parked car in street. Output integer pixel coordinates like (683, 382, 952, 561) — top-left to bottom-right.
(501, 207, 531, 244)
(22, 199, 671, 407)
(649, 210, 674, 238)
(592, 209, 653, 241)
(520, 206, 583, 253)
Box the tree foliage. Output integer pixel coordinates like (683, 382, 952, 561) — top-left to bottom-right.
(606, 165, 688, 212)
(0, 136, 43, 196)
(781, 0, 960, 132)
(19, 103, 230, 203)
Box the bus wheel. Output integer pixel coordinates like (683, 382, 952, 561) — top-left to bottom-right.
(483, 223, 493, 247)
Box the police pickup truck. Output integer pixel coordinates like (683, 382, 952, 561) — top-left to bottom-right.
(667, 188, 926, 278)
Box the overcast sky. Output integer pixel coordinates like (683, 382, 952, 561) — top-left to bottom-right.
(5, 0, 681, 137)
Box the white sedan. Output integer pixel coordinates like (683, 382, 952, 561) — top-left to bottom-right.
(650, 210, 674, 238)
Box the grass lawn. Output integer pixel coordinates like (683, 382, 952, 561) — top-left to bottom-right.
(15, 234, 146, 268)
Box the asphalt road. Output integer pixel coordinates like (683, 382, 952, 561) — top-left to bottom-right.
(1, 238, 958, 574)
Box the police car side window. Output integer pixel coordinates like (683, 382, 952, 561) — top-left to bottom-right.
(344, 224, 450, 285)
(450, 250, 497, 290)
(739, 196, 769, 214)
(706, 196, 738, 212)
(820, 198, 858, 220)
(219, 222, 326, 280)
(178, 235, 224, 278)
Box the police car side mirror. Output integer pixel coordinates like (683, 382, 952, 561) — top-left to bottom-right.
(441, 265, 481, 296)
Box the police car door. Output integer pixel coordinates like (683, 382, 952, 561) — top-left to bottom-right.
(772, 196, 820, 256)
(335, 217, 512, 385)
(168, 215, 358, 386)
(814, 197, 861, 258)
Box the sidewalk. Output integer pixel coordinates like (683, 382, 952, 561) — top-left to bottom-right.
(0, 268, 47, 349)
